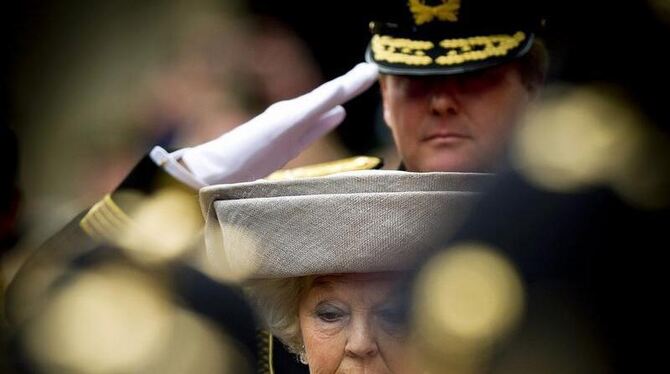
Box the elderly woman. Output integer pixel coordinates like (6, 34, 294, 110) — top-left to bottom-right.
(200, 170, 489, 373)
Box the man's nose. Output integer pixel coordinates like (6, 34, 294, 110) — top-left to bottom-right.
(345, 319, 379, 359)
(430, 80, 460, 116)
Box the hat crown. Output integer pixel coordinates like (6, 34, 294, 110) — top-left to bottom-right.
(201, 171, 492, 279)
(370, 0, 542, 36)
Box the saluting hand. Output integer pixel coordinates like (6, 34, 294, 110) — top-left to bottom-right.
(151, 62, 379, 188)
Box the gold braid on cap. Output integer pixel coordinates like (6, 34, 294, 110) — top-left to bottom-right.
(408, 0, 461, 25)
(371, 32, 526, 66)
(436, 32, 526, 65)
(371, 35, 434, 66)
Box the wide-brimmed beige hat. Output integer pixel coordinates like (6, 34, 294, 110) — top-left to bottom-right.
(200, 170, 490, 279)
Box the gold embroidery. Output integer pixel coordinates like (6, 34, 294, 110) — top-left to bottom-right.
(436, 32, 526, 65)
(408, 0, 461, 25)
(371, 32, 526, 67)
(80, 194, 133, 241)
(267, 156, 383, 181)
(370, 35, 433, 66)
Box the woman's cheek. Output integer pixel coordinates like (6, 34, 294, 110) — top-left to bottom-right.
(310, 316, 347, 339)
(302, 320, 348, 373)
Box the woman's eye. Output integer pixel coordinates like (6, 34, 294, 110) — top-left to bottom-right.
(379, 309, 404, 326)
(377, 306, 408, 336)
(318, 312, 341, 322)
(315, 307, 345, 323)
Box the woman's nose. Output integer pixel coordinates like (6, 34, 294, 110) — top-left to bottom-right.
(345, 319, 379, 359)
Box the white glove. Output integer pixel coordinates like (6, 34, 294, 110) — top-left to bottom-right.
(150, 62, 379, 188)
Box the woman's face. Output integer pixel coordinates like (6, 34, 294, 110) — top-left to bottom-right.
(298, 273, 412, 374)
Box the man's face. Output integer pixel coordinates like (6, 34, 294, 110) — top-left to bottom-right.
(380, 62, 532, 172)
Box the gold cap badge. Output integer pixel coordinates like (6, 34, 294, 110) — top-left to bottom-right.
(408, 0, 461, 25)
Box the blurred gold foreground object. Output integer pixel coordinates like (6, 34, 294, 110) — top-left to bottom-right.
(412, 243, 525, 374)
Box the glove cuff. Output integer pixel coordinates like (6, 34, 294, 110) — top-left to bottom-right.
(150, 146, 207, 189)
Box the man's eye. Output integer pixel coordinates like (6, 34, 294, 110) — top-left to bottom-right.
(459, 68, 504, 93)
(404, 78, 433, 97)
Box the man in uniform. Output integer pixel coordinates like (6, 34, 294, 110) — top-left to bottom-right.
(367, 0, 546, 172)
(5, 0, 547, 372)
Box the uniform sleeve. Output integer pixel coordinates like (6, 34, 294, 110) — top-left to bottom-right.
(4, 152, 202, 326)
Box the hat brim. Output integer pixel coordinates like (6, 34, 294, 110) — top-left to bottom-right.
(366, 31, 534, 76)
(201, 171, 491, 279)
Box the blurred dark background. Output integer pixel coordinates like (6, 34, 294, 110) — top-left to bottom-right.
(3, 1, 670, 373)
(3, 0, 669, 299)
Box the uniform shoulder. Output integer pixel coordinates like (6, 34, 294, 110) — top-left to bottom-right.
(265, 156, 383, 181)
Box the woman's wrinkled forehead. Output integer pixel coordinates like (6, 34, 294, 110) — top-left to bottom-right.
(302, 273, 407, 315)
(312, 272, 401, 288)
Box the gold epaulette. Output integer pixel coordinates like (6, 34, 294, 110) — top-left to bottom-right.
(265, 156, 383, 181)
